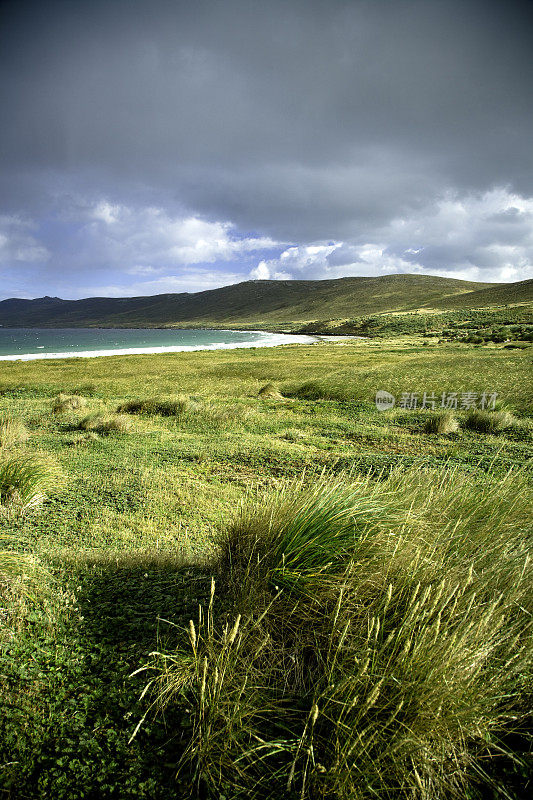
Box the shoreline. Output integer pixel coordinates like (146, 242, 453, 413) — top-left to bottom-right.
(0, 331, 316, 362)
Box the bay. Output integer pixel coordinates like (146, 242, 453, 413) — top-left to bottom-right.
(0, 327, 314, 361)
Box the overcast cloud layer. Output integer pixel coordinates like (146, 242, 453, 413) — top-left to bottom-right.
(0, 0, 532, 299)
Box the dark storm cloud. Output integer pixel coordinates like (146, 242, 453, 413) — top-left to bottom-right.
(0, 0, 532, 297)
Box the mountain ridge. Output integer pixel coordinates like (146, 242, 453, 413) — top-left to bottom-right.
(1, 274, 531, 328)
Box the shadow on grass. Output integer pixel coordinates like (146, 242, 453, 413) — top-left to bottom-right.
(73, 552, 212, 655)
(0, 553, 212, 799)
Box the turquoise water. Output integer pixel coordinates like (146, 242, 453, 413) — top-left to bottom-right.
(0, 327, 313, 361)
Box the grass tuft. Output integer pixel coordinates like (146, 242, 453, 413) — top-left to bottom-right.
(0, 454, 63, 514)
(78, 413, 131, 435)
(220, 474, 397, 595)
(257, 383, 284, 399)
(0, 415, 29, 448)
(463, 408, 515, 434)
(117, 396, 192, 416)
(284, 380, 352, 401)
(139, 467, 533, 799)
(202, 403, 250, 426)
(423, 411, 459, 435)
(0, 550, 45, 597)
(52, 393, 87, 413)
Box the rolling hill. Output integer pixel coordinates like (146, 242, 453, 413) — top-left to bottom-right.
(431, 278, 533, 309)
(0, 274, 531, 328)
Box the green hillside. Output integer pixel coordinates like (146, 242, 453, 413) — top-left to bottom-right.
(0, 273, 519, 328)
(432, 278, 533, 309)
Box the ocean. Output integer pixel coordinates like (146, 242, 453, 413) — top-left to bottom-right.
(0, 327, 314, 361)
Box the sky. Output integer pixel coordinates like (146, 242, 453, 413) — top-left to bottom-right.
(0, 0, 532, 300)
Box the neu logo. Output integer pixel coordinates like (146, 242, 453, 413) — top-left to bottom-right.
(375, 390, 395, 410)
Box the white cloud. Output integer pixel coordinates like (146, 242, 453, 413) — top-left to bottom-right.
(1, 200, 285, 297)
(383, 188, 533, 282)
(92, 201, 121, 224)
(0, 215, 49, 265)
(72, 268, 243, 298)
(250, 241, 422, 282)
(249, 188, 533, 284)
(250, 243, 340, 281)
(83, 203, 279, 268)
(3, 187, 532, 299)
(250, 261, 292, 280)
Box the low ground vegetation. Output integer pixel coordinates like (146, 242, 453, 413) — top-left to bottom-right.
(297, 306, 533, 344)
(257, 382, 284, 399)
(0, 338, 531, 798)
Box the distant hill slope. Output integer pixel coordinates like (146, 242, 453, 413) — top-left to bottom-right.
(431, 278, 533, 309)
(1, 273, 531, 328)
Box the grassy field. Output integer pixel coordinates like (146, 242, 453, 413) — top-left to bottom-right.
(0, 337, 532, 798)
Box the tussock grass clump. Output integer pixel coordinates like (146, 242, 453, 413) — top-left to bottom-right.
(0, 415, 29, 448)
(139, 467, 533, 800)
(285, 380, 352, 401)
(117, 395, 248, 428)
(78, 413, 131, 435)
(506, 417, 533, 441)
(117, 396, 191, 417)
(284, 380, 371, 405)
(0, 454, 62, 514)
(203, 403, 250, 425)
(52, 393, 87, 413)
(423, 410, 459, 435)
(220, 475, 397, 595)
(257, 383, 283, 400)
(463, 408, 515, 434)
